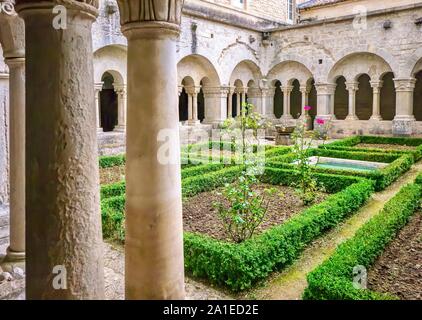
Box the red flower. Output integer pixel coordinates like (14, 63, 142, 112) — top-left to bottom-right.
(304, 106, 312, 111)
(316, 118, 325, 125)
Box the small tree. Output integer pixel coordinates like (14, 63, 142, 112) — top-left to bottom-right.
(214, 103, 280, 243)
(291, 106, 325, 205)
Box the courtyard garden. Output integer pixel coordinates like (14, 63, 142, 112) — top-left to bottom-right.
(97, 110, 422, 300)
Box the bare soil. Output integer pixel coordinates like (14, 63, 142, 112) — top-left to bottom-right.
(368, 211, 422, 300)
(183, 184, 327, 242)
(355, 143, 418, 151)
(100, 166, 125, 185)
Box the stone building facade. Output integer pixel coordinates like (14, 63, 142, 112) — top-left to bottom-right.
(1, 0, 422, 204)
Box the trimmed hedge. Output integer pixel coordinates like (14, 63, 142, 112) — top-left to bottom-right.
(303, 182, 422, 300)
(99, 154, 125, 168)
(266, 151, 413, 191)
(322, 136, 422, 161)
(185, 176, 375, 291)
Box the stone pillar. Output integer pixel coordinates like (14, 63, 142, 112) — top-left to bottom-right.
(0, 3, 25, 267)
(393, 78, 417, 136)
(261, 87, 275, 119)
(346, 81, 358, 120)
(95, 83, 103, 132)
(5, 57, 25, 263)
(299, 85, 312, 129)
(192, 86, 200, 123)
(281, 85, 293, 120)
(16, 0, 104, 299)
(202, 86, 228, 126)
(370, 81, 383, 121)
(227, 87, 234, 118)
(117, 0, 185, 300)
(315, 83, 336, 123)
(186, 88, 193, 122)
(115, 84, 127, 131)
(236, 89, 241, 115)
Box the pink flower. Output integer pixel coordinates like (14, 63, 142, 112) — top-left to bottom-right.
(304, 106, 312, 111)
(316, 118, 325, 125)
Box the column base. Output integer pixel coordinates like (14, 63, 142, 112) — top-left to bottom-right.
(4, 247, 25, 263)
(392, 116, 416, 136)
(115, 125, 126, 132)
(281, 114, 294, 120)
(187, 120, 201, 126)
(97, 127, 103, 133)
(369, 115, 382, 121)
(345, 115, 358, 121)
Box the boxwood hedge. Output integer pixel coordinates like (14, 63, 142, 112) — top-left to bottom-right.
(303, 180, 422, 300)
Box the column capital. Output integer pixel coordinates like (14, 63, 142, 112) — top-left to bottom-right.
(116, 0, 183, 37)
(94, 82, 103, 92)
(261, 87, 276, 97)
(16, 0, 99, 18)
(299, 85, 311, 94)
(0, 1, 16, 16)
(315, 83, 336, 95)
(115, 84, 127, 94)
(345, 81, 359, 92)
(393, 78, 417, 92)
(281, 85, 294, 94)
(5, 56, 25, 68)
(247, 87, 261, 98)
(370, 80, 384, 88)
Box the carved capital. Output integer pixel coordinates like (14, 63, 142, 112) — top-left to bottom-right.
(0, 1, 17, 16)
(15, 0, 99, 18)
(117, 0, 183, 36)
(345, 81, 359, 92)
(394, 78, 417, 92)
(316, 83, 337, 95)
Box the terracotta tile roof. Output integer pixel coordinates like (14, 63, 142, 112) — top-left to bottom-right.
(298, 0, 349, 10)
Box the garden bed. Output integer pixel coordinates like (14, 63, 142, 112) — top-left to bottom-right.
(183, 184, 327, 242)
(100, 164, 374, 291)
(100, 166, 125, 185)
(367, 211, 422, 300)
(303, 176, 422, 300)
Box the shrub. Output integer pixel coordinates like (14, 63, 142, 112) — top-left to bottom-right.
(303, 182, 421, 300)
(185, 178, 374, 291)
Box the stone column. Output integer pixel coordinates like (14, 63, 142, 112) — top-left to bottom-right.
(95, 83, 103, 132)
(117, 0, 185, 300)
(192, 86, 200, 123)
(299, 85, 312, 129)
(346, 81, 358, 120)
(227, 87, 234, 118)
(393, 78, 417, 136)
(16, 0, 104, 299)
(185, 87, 193, 122)
(5, 57, 25, 263)
(0, 2, 26, 267)
(115, 84, 127, 131)
(281, 85, 293, 120)
(261, 87, 276, 119)
(370, 80, 383, 121)
(202, 86, 228, 126)
(236, 88, 241, 115)
(315, 83, 336, 122)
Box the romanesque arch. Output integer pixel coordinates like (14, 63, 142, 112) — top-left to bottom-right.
(355, 74, 373, 121)
(334, 76, 348, 120)
(267, 60, 313, 87)
(328, 52, 393, 83)
(94, 45, 127, 85)
(177, 54, 221, 88)
(380, 72, 396, 121)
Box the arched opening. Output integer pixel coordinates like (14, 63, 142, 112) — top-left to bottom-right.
(198, 87, 205, 122)
(233, 79, 244, 117)
(380, 72, 396, 121)
(290, 79, 302, 119)
(178, 88, 189, 122)
(273, 81, 283, 119)
(356, 74, 373, 120)
(414, 71, 422, 121)
(100, 72, 118, 132)
(334, 76, 348, 120)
